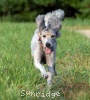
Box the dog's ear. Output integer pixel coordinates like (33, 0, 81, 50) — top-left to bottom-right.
(52, 9, 65, 20)
(56, 32, 61, 38)
(36, 15, 46, 34)
(44, 9, 65, 32)
(36, 15, 44, 27)
(39, 21, 46, 34)
(49, 18, 62, 31)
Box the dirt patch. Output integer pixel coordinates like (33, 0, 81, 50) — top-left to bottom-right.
(63, 26, 90, 38)
(76, 30, 90, 38)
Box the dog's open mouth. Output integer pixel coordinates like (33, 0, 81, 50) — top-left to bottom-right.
(45, 47, 51, 54)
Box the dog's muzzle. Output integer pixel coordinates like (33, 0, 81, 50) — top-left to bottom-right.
(45, 42, 53, 54)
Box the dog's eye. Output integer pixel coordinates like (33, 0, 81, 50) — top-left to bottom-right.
(43, 35, 46, 38)
(51, 35, 55, 38)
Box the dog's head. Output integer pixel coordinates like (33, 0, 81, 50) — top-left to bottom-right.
(39, 29, 57, 54)
(36, 9, 65, 54)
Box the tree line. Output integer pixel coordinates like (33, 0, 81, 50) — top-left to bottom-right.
(0, 0, 90, 21)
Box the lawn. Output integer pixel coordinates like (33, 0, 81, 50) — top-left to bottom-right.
(0, 19, 90, 100)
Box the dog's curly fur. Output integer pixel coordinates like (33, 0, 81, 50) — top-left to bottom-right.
(31, 9, 65, 86)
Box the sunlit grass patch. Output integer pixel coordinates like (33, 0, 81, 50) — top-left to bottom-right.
(0, 19, 90, 100)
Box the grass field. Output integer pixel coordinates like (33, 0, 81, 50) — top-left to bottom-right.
(0, 19, 90, 100)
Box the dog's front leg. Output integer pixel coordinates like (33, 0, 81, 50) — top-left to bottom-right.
(34, 61, 48, 78)
(46, 51, 57, 75)
(46, 51, 57, 85)
(34, 50, 48, 79)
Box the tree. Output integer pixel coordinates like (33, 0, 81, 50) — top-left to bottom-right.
(0, 0, 90, 21)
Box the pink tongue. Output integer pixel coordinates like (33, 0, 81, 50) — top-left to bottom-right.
(45, 47, 51, 54)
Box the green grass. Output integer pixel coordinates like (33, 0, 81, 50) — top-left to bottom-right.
(0, 19, 90, 100)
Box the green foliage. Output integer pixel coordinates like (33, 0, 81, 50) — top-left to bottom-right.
(0, 0, 90, 21)
(32, 0, 55, 6)
(78, 0, 90, 18)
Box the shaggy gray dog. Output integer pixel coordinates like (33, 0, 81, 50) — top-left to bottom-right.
(31, 9, 65, 86)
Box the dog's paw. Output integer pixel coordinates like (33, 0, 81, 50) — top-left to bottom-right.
(47, 72, 52, 87)
(41, 72, 48, 79)
(47, 72, 52, 81)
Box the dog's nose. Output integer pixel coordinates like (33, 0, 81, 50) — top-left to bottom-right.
(46, 42, 50, 47)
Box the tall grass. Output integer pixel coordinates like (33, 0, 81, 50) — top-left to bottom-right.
(0, 19, 90, 100)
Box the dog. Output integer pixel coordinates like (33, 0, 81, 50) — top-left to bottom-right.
(31, 9, 65, 86)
